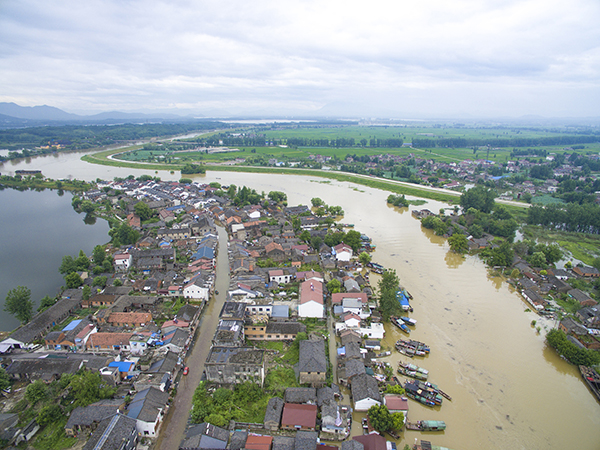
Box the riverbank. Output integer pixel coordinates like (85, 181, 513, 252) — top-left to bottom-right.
(81, 144, 532, 208)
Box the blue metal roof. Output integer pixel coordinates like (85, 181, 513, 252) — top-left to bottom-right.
(62, 319, 82, 331)
(108, 361, 135, 372)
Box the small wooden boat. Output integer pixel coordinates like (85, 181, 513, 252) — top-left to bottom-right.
(406, 420, 446, 432)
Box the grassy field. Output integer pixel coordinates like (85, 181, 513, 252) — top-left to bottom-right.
(523, 225, 600, 265)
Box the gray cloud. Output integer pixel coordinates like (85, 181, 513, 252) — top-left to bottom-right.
(1, 0, 599, 117)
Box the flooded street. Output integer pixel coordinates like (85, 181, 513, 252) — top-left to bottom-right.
(3, 153, 600, 449)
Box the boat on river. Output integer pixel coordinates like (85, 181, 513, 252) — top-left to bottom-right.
(367, 262, 385, 274)
(404, 382, 440, 406)
(396, 289, 412, 311)
(391, 317, 411, 334)
(398, 362, 429, 380)
(400, 316, 417, 326)
(413, 440, 454, 450)
(410, 379, 452, 401)
(396, 339, 430, 356)
(580, 365, 600, 401)
(406, 420, 446, 432)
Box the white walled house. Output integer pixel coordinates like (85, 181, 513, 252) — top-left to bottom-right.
(298, 279, 324, 318)
(333, 243, 353, 262)
(114, 253, 132, 271)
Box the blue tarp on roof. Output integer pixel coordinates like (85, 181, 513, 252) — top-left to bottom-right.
(62, 319, 82, 332)
(396, 290, 410, 308)
(108, 361, 135, 372)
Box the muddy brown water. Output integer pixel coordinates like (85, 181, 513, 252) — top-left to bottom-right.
(5, 154, 600, 449)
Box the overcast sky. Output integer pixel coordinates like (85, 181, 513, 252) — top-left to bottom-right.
(1, 0, 599, 118)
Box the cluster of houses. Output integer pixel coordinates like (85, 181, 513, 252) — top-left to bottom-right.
(511, 260, 600, 349)
(0, 177, 405, 450)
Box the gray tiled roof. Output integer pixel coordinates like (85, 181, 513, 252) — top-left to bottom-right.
(82, 413, 137, 450)
(351, 373, 381, 403)
(298, 339, 326, 373)
(284, 387, 317, 404)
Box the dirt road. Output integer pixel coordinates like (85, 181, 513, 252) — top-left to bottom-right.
(155, 226, 229, 450)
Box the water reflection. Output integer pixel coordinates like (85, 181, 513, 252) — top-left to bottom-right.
(421, 226, 446, 246)
(444, 250, 465, 269)
(83, 213, 97, 225)
(387, 204, 409, 215)
(487, 273, 505, 291)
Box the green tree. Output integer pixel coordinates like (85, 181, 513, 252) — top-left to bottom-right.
(93, 276, 108, 288)
(299, 230, 311, 243)
(391, 412, 405, 431)
(113, 279, 123, 287)
(25, 379, 48, 405)
(4, 286, 33, 324)
(359, 252, 371, 266)
(367, 404, 393, 434)
(80, 200, 96, 214)
(385, 384, 405, 395)
(134, 201, 153, 221)
(37, 404, 63, 427)
(310, 236, 323, 252)
(109, 222, 140, 246)
(92, 245, 106, 265)
(76, 250, 91, 270)
(82, 285, 91, 300)
(528, 251, 547, 269)
(460, 186, 496, 213)
(327, 279, 341, 294)
(65, 272, 84, 289)
(311, 197, 324, 207)
(37, 295, 55, 312)
(378, 269, 401, 320)
(268, 191, 287, 203)
(344, 230, 362, 253)
(448, 233, 469, 254)
(0, 367, 10, 390)
(68, 371, 116, 408)
(59, 255, 77, 275)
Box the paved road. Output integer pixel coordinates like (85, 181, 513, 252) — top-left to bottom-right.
(155, 226, 229, 450)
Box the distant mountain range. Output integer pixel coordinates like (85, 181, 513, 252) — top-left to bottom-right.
(0, 102, 198, 128)
(1, 102, 598, 129)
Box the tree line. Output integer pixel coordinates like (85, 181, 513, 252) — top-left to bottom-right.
(412, 135, 599, 149)
(527, 203, 600, 234)
(0, 121, 225, 153)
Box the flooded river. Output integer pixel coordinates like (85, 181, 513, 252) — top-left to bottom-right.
(2, 152, 599, 449)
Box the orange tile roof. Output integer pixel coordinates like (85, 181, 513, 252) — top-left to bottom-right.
(87, 332, 133, 349)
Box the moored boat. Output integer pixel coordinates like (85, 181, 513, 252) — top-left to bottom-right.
(406, 420, 446, 432)
(580, 365, 600, 402)
(391, 317, 411, 334)
(396, 289, 411, 311)
(404, 381, 443, 406)
(400, 362, 429, 376)
(411, 379, 452, 401)
(398, 366, 428, 381)
(396, 339, 430, 356)
(413, 439, 454, 450)
(400, 316, 417, 326)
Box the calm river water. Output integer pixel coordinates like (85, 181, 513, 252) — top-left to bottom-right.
(1, 152, 599, 449)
